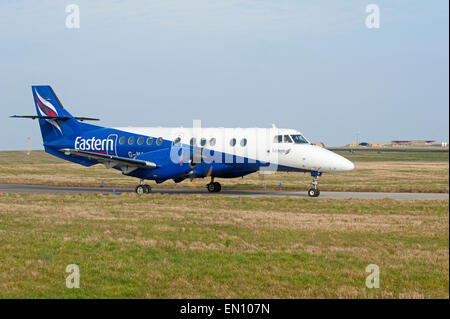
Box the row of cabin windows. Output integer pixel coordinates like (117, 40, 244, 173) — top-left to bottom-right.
(118, 134, 306, 147)
(118, 136, 163, 146)
(188, 137, 216, 147)
(187, 137, 247, 147)
(273, 134, 308, 144)
(117, 136, 247, 147)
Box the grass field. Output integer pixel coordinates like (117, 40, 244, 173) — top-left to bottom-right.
(0, 193, 448, 298)
(0, 150, 448, 193)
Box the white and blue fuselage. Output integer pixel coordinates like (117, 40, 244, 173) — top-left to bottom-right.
(14, 85, 354, 196)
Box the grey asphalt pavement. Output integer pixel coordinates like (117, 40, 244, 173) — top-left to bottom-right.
(0, 184, 448, 200)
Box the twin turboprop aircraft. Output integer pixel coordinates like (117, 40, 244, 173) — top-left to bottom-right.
(12, 86, 354, 197)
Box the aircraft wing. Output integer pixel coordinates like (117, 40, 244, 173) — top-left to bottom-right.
(60, 149, 157, 174)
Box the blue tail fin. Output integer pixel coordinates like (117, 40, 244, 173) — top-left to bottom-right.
(32, 85, 73, 118)
(32, 85, 81, 143)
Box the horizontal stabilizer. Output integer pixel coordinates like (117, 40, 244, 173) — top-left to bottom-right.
(74, 117, 100, 121)
(10, 115, 99, 121)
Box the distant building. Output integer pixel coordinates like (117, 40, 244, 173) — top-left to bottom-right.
(390, 140, 435, 147)
(369, 142, 385, 148)
(343, 140, 447, 148)
(358, 142, 370, 147)
(345, 142, 385, 148)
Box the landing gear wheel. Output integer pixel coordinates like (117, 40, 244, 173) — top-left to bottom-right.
(135, 185, 145, 195)
(308, 188, 320, 197)
(143, 184, 152, 193)
(207, 183, 215, 192)
(207, 182, 221, 193)
(308, 172, 321, 197)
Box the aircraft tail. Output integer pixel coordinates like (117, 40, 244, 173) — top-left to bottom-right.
(30, 85, 91, 144)
(32, 85, 73, 119)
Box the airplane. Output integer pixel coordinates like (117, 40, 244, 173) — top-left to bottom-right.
(11, 85, 354, 197)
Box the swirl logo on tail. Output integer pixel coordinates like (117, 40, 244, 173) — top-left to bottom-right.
(34, 88, 62, 134)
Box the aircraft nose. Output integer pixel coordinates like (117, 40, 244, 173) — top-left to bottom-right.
(325, 148, 355, 172)
(302, 146, 355, 172)
(340, 157, 355, 171)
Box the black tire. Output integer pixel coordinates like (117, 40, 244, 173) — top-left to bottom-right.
(207, 183, 216, 193)
(314, 189, 320, 197)
(143, 185, 152, 193)
(214, 182, 221, 192)
(308, 188, 316, 197)
(135, 185, 145, 195)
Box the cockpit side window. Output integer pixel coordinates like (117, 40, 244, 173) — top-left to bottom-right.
(290, 134, 309, 144)
(273, 135, 282, 143)
(283, 135, 293, 143)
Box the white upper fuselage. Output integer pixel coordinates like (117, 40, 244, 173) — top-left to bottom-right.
(115, 126, 354, 173)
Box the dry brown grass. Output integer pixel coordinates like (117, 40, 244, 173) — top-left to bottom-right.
(0, 192, 448, 298)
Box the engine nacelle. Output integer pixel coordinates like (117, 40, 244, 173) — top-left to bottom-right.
(133, 146, 193, 182)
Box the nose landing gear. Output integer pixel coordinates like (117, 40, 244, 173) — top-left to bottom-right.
(135, 179, 151, 194)
(308, 171, 321, 197)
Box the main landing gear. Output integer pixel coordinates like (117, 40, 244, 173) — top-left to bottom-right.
(135, 179, 151, 194)
(207, 178, 221, 193)
(308, 171, 321, 197)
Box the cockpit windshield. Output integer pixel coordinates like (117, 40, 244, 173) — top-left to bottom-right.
(283, 135, 293, 143)
(290, 134, 309, 144)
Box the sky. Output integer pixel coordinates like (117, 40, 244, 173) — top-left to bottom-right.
(0, 0, 448, 150)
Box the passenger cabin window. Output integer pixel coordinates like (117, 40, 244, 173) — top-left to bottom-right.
(119, 136, 125, 145)
(137, 136, 144, 145)
(290, 134, 309, 144)
(128, 136, 135, 145)
(200, 138, 206, 147)
(283, 135, 293, 143)
(230, 138, 236, 146)
(173, 137, 181, 146)
(209, 138, 216, 146)
(156, 137, 163, 145)
(240, 138, 247, 147)
(146, 137, 153, 145)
